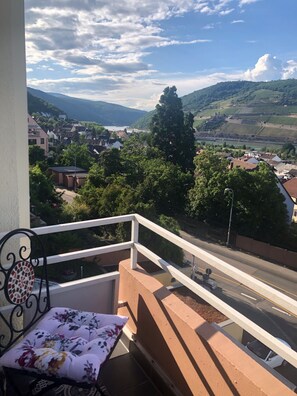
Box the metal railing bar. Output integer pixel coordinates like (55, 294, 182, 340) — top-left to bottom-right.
(31, 214, 135, 236)
(135, 214, 297, 317)
(46, 242, 132, 265)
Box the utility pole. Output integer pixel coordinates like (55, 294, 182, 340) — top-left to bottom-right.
(224, 188, 234, 246)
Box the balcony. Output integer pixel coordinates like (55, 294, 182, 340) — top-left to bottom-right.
(0, 214, 297, 395)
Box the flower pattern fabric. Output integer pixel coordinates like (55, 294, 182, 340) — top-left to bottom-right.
(0, 307, 128, 384)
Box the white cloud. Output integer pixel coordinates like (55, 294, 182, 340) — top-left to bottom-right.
(231, 19, 245, 23)
(25, 1, 217, 75)
(244, 54, 283, 81)
(199, 0, 234, 15)
(219, 8, 234, 16)
(239, 0, 260, 6)
(202, 23, 216, 29)
(283, 60, 297, 79)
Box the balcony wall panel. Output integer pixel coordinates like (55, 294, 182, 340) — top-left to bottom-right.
(23, 273, 120, 327)
(49, 273, 119, 314)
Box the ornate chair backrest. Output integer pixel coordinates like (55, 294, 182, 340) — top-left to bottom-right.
(0, 228, 51, 355)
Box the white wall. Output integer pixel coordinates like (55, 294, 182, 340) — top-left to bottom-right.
(0, 1, 30, 232)
(277, 181, 294, 223)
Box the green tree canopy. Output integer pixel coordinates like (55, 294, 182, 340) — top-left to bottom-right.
(60, 143, 94, 170)
(227, 163, 288, 242)
(187, 151, 289, 243)
(150, 86, 195, 171)
(30, 164, 63, 224)
(187, 151, 229, 222)
(280, 142, 296, 158)
(29, 145, 46, 165)
(99, 148, 122, 177)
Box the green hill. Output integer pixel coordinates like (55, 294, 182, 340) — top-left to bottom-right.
(132, 79, 297, 141)
(28, 87, 147, 126)
(27, 92, 63, 117)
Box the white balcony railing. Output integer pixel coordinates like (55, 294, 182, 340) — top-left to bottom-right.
(2, 213, 296, 368)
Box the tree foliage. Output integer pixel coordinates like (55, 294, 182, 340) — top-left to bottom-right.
(226, 163, 288, 242)
(30, 165, 63, 224)
(187, 151, 229, 223)
(60, 143, 94, 170)
(150, 86, 195, 171)
(69, 136, 190, 260)
(187, 151, 289, 243)
(80, 140, 190, 218)
(29, 145, 46, 165)
(280, 143, 296, 158)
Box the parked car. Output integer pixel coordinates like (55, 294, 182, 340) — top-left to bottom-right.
(246, 338, 291, 368)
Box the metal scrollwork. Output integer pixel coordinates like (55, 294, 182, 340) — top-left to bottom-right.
(0, 228, 51, 355)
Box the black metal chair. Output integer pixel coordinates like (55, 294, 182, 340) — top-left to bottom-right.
(0, 228, 128, 395)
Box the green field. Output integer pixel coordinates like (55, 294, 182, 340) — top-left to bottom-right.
(245, 89, 284, 104)
(220, 123, 262, 136)
(268, 115, 297, 126)
(217, 122, 297, 139)
(247, 105, 297, 115)
(193, 118, 205, 128)
(259, 126, 297, 138)
(197, 138, 285, 151)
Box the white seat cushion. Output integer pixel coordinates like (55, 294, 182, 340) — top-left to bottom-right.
(0, 307, 128, 384)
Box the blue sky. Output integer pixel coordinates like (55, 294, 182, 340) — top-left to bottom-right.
(25, 0, 297, 110)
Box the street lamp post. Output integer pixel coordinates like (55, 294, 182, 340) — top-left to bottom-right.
(224, 188, 234, 246)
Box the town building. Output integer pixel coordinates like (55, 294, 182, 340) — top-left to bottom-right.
(283, 178, 297, 222)
(49, 166, 88, 190)
(28, 114, 49, 155)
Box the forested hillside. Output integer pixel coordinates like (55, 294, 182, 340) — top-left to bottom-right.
(27, 92, 63, 117)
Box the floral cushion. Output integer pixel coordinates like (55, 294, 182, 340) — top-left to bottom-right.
(0, 307, 128, 384)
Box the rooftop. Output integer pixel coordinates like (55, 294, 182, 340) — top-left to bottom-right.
(284, 177, 297, 199)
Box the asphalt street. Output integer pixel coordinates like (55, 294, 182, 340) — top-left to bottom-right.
(56, 188, 77, 204)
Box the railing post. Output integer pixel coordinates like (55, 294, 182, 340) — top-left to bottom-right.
(131, 217, 139, 269)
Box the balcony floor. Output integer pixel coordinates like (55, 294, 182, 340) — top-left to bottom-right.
(100, 349, 162, 396)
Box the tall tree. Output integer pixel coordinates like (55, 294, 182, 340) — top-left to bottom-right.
(150, 86, 195, 171)
(187, 151, 229, 222)
(181, 112, 196, 171)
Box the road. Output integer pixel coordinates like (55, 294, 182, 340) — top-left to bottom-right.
(56, 188, 77, 204)
(180, 230, 297, 300)
(178, 230, 297, 385)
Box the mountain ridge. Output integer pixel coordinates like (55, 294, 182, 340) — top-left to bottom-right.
(28, 87, 147, 126)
